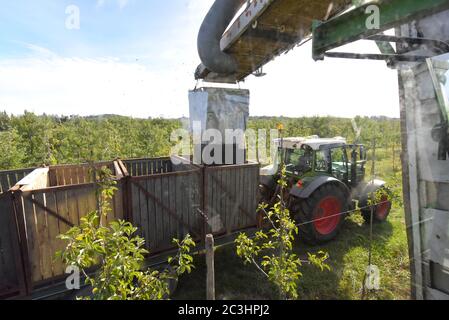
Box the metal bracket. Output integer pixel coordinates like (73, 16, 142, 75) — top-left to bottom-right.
(323, 34, 449, 65)
(312, 0, 449, 61)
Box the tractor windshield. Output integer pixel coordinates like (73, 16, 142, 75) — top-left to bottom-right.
(284, 146, 313, 175)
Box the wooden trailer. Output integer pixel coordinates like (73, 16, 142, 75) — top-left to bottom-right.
(0, 157, 260, 299)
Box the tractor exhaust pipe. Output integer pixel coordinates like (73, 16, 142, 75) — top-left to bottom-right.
(197, 0, 246, 76)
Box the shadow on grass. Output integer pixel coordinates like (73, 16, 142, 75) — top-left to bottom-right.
(173, 212, 398, 300)
(294, 214, 395, 300)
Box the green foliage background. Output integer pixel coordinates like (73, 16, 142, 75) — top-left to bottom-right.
(0, 111, 401, 170)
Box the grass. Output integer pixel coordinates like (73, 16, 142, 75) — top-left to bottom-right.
(173, 147, 411, 300)
(173, 206, 410, 300)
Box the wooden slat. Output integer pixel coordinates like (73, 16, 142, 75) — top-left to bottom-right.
(211, 170, 217, 233)
(162, 177, 170, 247)
(148, 160, 153, 175)
(228, 169, 236, 231)
(215, 170, 222, 233)
(247, 167, 254, 227)
(232, 169, 240, 231)
(245, 167, 252, 228)
(72, 167, 80, 185)
(235, 168, 243, 230)
(183, 175, 190, 235)
(79, 167, 88, 184)
(0, 174, 9, 194)
(251, 166, 258, 225)
(142, 161, 148, 176)
(147, 176, 157, 251)
(48, 170, 57, 187)
(76, 187, 89, 227)
(8, 173, 19, 189)
(132, 182, 142, 238)
(0, 194, 22, 295)
(220, 169, 228, 233)
(195, 171, 204, 237)
(22, 194, 40, 283)
(87, 186, 98, 221)
(158, 160, 164, 174)
(64, 168, 73, 186)
(51, 191, 67, 277)
(175, 174, 184, 239)
(136, 162, 142, 177)
(154, 177, 163, 250)
(205, 169, 212, 234)
(66, 188, 80, 227)
(55, 169, 62, 187)
(43, 192, 60, 280)
(113, 183, 124, 221)
(33, 193, 52, 281)
(130, 162, 136, 177)
(140, 180, 150, 250)
(169, 175, 177, 241)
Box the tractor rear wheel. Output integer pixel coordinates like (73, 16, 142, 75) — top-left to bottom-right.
(290, 184, 348, 244)
(361, 188, 392, 224)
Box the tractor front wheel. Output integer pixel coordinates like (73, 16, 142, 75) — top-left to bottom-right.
(361, 188, 392, 224)
(290, 184, 348, 244)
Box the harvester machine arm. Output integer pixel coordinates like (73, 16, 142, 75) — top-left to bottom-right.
(195, 0, 352, 83)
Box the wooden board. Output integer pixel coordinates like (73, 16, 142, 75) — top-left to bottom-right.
(204, 163, 259, 235)
(17, 181, 125, 287)
(48, 161, 118, 187)
(123, 158, 173, 177)
(0, 193, 26, 298)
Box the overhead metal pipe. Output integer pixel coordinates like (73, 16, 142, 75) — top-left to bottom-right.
(197, 0, 246, 75)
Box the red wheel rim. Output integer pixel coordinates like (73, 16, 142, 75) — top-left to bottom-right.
(375, 195, 391, 220)
(313, 196, 342, 235)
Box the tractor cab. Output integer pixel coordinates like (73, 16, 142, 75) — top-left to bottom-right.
(269, 136, 367, 186)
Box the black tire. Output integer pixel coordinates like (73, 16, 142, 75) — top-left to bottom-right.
(290, 184, 349, 245)
(361, 187, 392, 224)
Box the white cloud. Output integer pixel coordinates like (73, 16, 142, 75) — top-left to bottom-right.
(243, 40, 401, 118)
(118, 0, 129, 9)
(16, 42, 59, 59)
(0, 57, 189, 118)
(0, 40, 401, 119)
(96, 0, 130, 9)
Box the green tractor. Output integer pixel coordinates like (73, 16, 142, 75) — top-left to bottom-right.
(259, 136, 392, 244)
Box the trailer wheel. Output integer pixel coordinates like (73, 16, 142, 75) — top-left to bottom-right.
(290, 184, 348, 244)
(361, 188, 392, 223)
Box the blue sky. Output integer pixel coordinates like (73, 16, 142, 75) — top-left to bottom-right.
(0, 0, 401, 118)
(0, 1, 184, 59)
